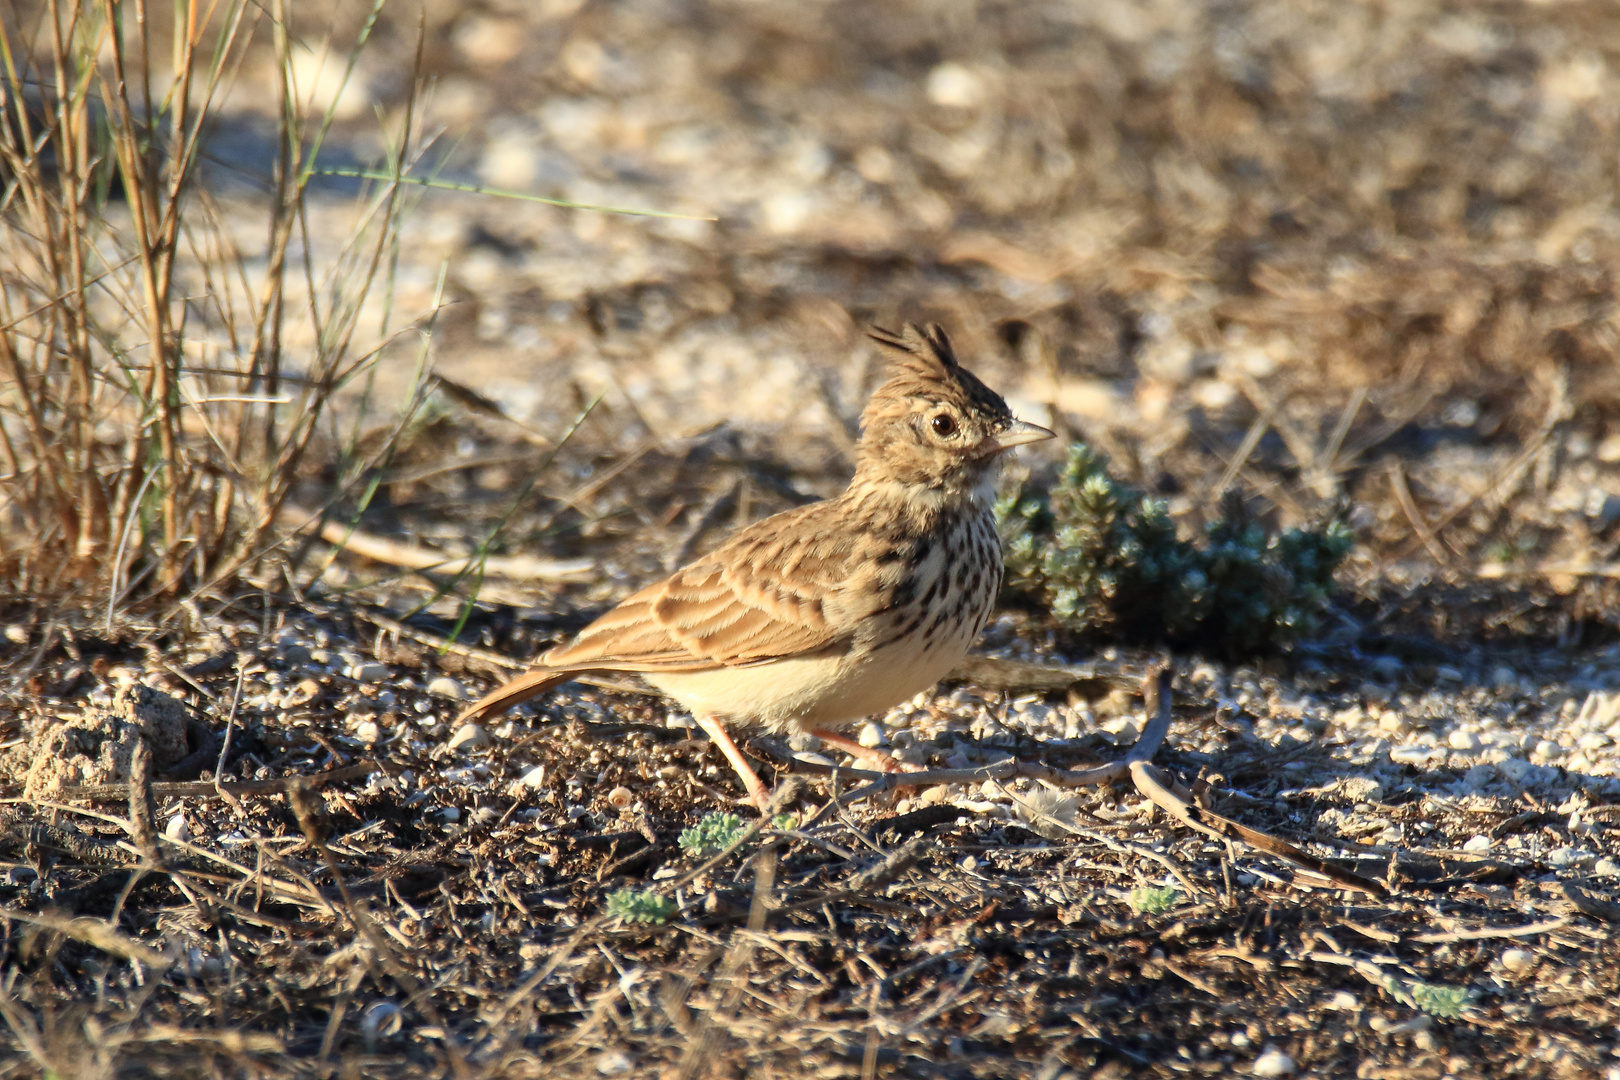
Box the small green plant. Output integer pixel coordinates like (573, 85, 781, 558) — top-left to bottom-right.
(1127, 885, 1183, 915)
(679, 812, 747, 857)
(1383, 974, 1475, 1019)
(997, 444, 1352, 655)
(771, 813, 798, 831)
(605, 888, 676, 925)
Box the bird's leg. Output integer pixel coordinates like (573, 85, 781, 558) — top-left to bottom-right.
(806, 728, 926, 774)
(695, 714, 774, 814)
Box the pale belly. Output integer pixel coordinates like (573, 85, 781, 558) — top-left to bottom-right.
(644, 623, 977, 734)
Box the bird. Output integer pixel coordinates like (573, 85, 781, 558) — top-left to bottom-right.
(458, 324, 1054, 812)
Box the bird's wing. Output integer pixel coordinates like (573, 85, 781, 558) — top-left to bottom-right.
(542, 501, 871, 673)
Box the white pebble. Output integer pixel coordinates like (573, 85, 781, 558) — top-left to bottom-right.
(1436, 665, 1464, 682)
(1252, 1047, 1296, 1076)
(1324, 991, 1358, 1010)
(1549, 846, 1584, 869)
(1497, 758, 1534, 782)
(1594, 857, 1620, 877)
(1448, 729, 1481, 752)
(164, 814, 191, 843)
(857, 722, 887, 748)
(1340, 777, 1384, 803)
(426, 676, 464, 700)
(439, 807, 461, 823)
(349, 662, 390, 683)
(1463, 834, 1491, 852)
(447, 722, 490, 750)
(1500, 948, 1536, 974)
(1491, 666, 1517, 690)
(354, 720, 382, 744)
(516, 765, 547, 789)
(595, 1050, 633, 1076)
(925, 62, 985, 108)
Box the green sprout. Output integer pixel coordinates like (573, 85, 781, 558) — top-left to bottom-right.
(771, 812, 798, 831)
(1127, 885, 1183, 915)
(1384, 975, 1475, 1019)
(605, 888, 676, 925)
(678, 812, 747, 857)
(996, 444, 1352, 656)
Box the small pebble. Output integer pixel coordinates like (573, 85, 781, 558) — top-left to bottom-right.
(426, 676, 465, 700)
(1436, 665, 1464, 682)
(164, 814, 191, 843)
(1448, 728, 1481, 752)
(516, 765, 547, 789)
(595, 1050, 633, 1076)
(1594, 857, 1620, 877)
(1324, 991, 1358, 1010)
(857, 722, 887, 748)
(1500, 948, 1536, 974)
(349, 662, 390, 683)
(1339, 777, 1384, 803)
(354, 720, 382, 744)
(606, 786, 633, 809)
(3, 625, 27, 644)
(1548, 846, 1584, 869)
(1463, 834, 1491, 853)
(1251, 1047, 1296, 1076)
(447, 723, 490, 750)
(440, 807, 461, 823)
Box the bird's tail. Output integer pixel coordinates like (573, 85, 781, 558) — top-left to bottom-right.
(458, 669, 574, 723)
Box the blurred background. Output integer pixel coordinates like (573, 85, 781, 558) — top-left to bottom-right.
(7, 0, 1620, 642)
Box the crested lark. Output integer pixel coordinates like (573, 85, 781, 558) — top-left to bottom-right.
(460, 324, 1053, 811)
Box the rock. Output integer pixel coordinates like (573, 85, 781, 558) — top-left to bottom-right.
(926, 62, 987, 108)
(1500, 948, 1536, 974)
(426, 676, 465, 700)
(447, 723, 490, 750)
(1252, 1047, 1296, 1077)
(18, 684, 196, 798)
(354, 720, 382, 744)
(1339, 776, 1384, 803)
(857, 722, 886, 748)
(164, 814, 191, 843)
(1448, 729, 1481, 752)
(516, 765, 547, 788)
(1548, 846, 1585, 869)
(349, 662, 390, 683)
(1463, 834, 1491, 852)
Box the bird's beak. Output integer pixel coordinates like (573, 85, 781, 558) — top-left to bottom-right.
(980, 418, 1055, 456)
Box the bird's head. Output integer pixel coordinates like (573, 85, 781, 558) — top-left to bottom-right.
(853, 324, 1053, 502)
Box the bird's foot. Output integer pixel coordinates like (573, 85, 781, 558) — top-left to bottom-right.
(806, 729, 925, 774)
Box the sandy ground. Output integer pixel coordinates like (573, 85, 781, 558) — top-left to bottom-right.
(2, 0, 1620, 1076)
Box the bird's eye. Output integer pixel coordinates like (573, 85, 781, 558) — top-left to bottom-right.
(930, 413, 958, 438)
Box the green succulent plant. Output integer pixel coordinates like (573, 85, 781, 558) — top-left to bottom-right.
(678, 812, 747, 857)
(996, 443, 1351, 655)
(605, 888, 677, 925)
